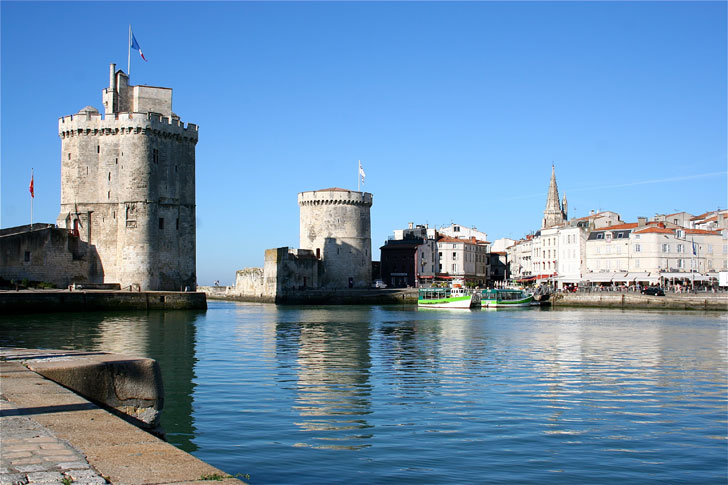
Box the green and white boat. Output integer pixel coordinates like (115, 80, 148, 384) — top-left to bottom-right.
(418, 286, 481, 309)
(480, 288, 536, 308)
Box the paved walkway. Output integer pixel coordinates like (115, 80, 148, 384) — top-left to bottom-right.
(1, 350, 241, 485)
(1, 395, 106, 484)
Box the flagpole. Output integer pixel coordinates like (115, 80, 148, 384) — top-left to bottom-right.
(30, 168, 33, 231)
(127, 25, 131, 76)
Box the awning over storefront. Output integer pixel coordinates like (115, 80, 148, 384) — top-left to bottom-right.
(582, 272, 621, 283)
(555, 277, 582, 284)
(660, 272, 710, 282)
(625, 272, 660, 283)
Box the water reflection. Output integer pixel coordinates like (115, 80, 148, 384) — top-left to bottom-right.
(275, 308, 373, 450)
(0, 310, 201, 452)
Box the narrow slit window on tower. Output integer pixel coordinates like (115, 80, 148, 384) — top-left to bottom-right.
(97, 146, 100, 153)
(108, 172, 111, 181)
(24, 251, 30, 262)
(176, 218, 179, 230)
(159, 218, 164, 230)
(153, 149, 159, 164)
(68, 153, 71, 160)
(107, 191, 110, 200)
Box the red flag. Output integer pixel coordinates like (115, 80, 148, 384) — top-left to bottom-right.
(29, 174, 34, 198)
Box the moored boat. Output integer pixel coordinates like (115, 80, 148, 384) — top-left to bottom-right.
(418, 286, 481, 309)
(480, 288, 536, 308)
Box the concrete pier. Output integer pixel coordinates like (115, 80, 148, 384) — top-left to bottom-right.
(0, 348, 242, 484)
(0, 290, 207, 315)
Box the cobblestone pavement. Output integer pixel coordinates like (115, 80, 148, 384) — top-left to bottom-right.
(0, 396, 106, 485)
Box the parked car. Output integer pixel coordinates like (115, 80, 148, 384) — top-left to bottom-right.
(371, 280, 387, 289)
(641, 287, 665, 296)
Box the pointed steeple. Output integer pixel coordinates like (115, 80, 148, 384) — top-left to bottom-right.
(542, 164, 566, 229)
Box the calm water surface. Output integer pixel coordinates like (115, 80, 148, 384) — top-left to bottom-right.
(1, 302, 726, 484)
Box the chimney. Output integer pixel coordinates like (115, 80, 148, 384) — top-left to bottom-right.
(638, 217, 647, 227)
(408, 222, 414, 230)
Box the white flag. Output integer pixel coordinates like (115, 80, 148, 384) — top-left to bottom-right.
(359, 162, 366, 183)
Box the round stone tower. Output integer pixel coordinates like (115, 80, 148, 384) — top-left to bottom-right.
(298, 188, 373, 289)
(57, 64, 198, 291)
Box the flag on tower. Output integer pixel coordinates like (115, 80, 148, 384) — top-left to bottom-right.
(29, 172, 34, 198)
(131, 30, 147, 61)
(359, 161, 366, 184)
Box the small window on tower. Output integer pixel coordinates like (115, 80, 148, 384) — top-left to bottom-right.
(97, 146, 100, 153)
(159, 218, 164, 230)
(68, 153, 71, 160)
(107, 191, 110, 199)
(176, 218, 179, 230)
(153, 149, 159, 164)
(24, 251, 30, 262)
(108, 172, 111, 181)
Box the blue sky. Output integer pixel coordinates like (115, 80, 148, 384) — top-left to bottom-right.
(1, 1, 726, 285)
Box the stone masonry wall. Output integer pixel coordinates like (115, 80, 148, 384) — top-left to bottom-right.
(0, 226, 102, 287)
(57, 106, 198, 291)
(298, 189, 372, 289)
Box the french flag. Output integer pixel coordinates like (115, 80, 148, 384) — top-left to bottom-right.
(131, 31, 147, 61)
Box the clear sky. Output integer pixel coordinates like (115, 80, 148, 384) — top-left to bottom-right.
(1, 1, 726, 285)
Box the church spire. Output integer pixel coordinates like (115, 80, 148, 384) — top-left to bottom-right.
(542, 164, 567, 229)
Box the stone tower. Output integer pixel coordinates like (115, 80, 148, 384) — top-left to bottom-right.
(298, 188, 373, 288)
(542, 165, 567, 229)
(57, 64, 198, 290)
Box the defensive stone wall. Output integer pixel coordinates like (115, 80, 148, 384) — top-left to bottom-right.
(224, 248, 321, 302)
(0, 226, 102, 288)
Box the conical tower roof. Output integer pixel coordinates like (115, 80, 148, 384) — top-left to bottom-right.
(542, 164, 566, 229)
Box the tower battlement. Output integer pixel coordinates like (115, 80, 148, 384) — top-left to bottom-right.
(298, 188, 373, 207)
(59, 111, 198, 142)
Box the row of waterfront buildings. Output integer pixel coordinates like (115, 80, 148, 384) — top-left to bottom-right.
(379, 167, 727, 289)
(1, 65, 725, 295)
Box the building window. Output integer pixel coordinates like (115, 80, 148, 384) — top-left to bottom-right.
(159, 218, 164, 229)
(634, 244, 641, 252)
(635, 259, 640, 269)
(97, 146, 100, 153)
(24, 251, 30, 262)
(176, 218, 180, 230)
(153, 149, 159, 164)
(453, 252, 457, 259)
(452, 264, 457, 272)
(316, 248, 320, 259)
(634, 234, 640, 240)
(677, 244, 683, 253)
(662, 244, 669, 253)
(678, 259, 684, 268)
(68, 153, 71, 160)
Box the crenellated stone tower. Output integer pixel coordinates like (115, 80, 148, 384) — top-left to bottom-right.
(542, 164, 567, 229)
(57, 64, 198, 290)
(298, 188, 373, 288)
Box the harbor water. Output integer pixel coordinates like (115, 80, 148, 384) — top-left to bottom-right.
(1, 301, 726, 484)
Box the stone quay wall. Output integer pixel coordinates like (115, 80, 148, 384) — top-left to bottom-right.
(552, 292, 727, 311)
(0, 290, 207, 314)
